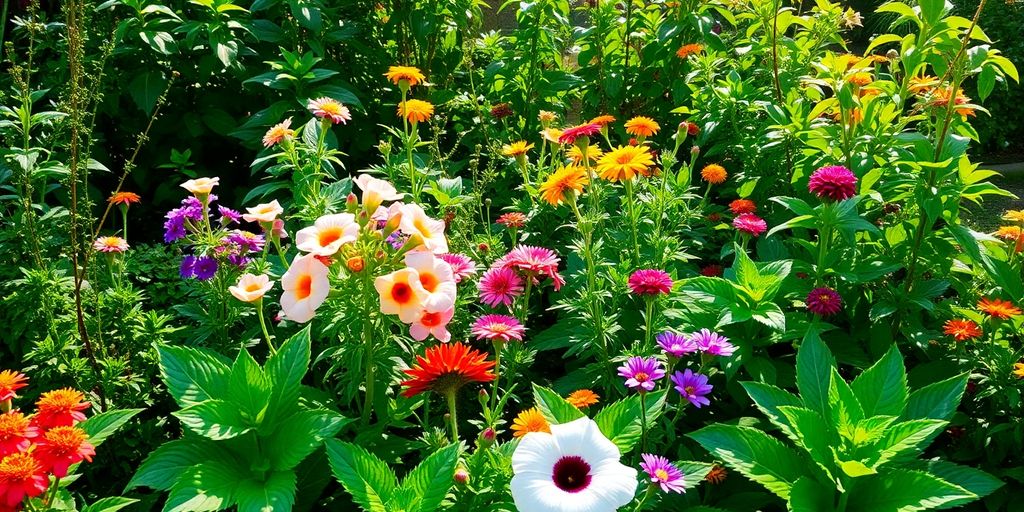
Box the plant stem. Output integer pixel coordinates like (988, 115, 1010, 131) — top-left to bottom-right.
(643, 298, 656, 353)
(361, 272, 376, 427)
(488, 341, 503, 421)
(256, 299, 275, 354)
(639, 391, 648, 453)
(624, 178, 641, 263)
(446, 390, 460, 443)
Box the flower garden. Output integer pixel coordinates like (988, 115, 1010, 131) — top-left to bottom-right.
(0, 0, 1022, 510)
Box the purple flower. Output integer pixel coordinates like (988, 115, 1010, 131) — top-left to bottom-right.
(628, 269, 673, 296)
(164, 216, 187, 242)
(640, 454, 686, 493)
(671, 369, 712, 408)
(227, 253, 250, 268)
(179, 255, 197, 279)
(617, 356, 665, 392)
(163, 196, 205, 243)
(225, 230, 265, 253)
(386, 230, 408, 250)
(689, 328, 736, 357)
(808, 165, 857, 202)
(193, 256, 218, 281)
(806, 287, 842, 316)
(656, 331, 700, 358)
(218, 206, 242, 225)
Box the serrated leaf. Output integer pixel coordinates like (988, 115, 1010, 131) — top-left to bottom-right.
(398, 444, 460, 512)
(872, 419, 947, 467)
(81, 497, 138, 512)
(901, 374, 968, 421)
(325, 440, 397, 512)
(532, 383, 585, 424)
(265, 327, 311, 422)
(777, 406, 835, 478)
(158, 345, 231, 407)
(788, 476, 834, 512)
(797, 330, 834, 415)
(689, 425, 809, 499)
(174, 399, 253, 440)
(905, 460, 1003, 509)
(845, 469, 976, 511)
(851, 345, 908, 418)
(229, 348, 271, 424)
(840, 459, 877, 477)
(741, 382, 803, 436)
(264, 410, 349, 471)
(163, 459, 240, 512)
(79, 409, 142, 448)
(127, 437, 221, 491)
(235, 470, 297, 512)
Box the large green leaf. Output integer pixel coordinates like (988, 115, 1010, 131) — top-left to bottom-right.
(676, 461, 715, 491)
(235, 470, 297, 512)
(689, 425, 809, 499)
(778, 406, 835, 479)
(78, 408, 143, 448)
(797, 330, 834, 415)
(159, 345, 231, 407)
(851, 345, 908, 418)
(905, 460, 1003, 509)
(788, 476, 835, 512)
(228, 348, 271, 423)
(594, 391, 667, 453)
(174, 399, 254, 440)
(845, 470, 976, 511)
(325, 440, 398, 512)
(741, 382, 803, 436)
(398, 444, 460, 512)
(81, 497, 139, 512)
(127, 438, 221, 491)
(901, 374, 968, 421)
(163, 459, 241, 512)
(828, 368, 864, 430)
(265, 327, 312, 419)
(264, 410, 349, 471)
(872, 419, 947, 467)
(532, 383, 585, 424)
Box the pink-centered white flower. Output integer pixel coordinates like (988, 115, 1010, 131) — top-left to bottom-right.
(280, 254, 330, 323)
(242, 200, 284, 224)
(511, 417, 637, 512)
(93, 236, 128, 253)
(229, 273, 274, 303)
(399, 204, 449, 253)
(295, 213, 359, 256)
(409, 307, 455, 342)
(354, 174, 403, 213)
(404, 252, 458, 312)
(374, 268, 429, 323)
(180, 177, 219, 196)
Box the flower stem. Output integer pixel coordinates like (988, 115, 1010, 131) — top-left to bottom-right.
(643, 298, 656, 353)
(639, 391, 648, 453)
(446, 390, 460, 443)
(624, 178, 641, 263)
(256, 299, 275, 354)
(488, 341, 503, 422)
(361, 272, 376, 427)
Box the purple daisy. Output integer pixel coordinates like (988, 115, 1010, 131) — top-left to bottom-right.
(628, 269, 673, 296)
(218, 205, 242, 225)
(617, 356, 666, 392)
(671, 369, 713, 408)
(193, 256, 218, 281)
(808, 165, 858, 201)
(689, 328, 736, 357)
(640, 454, 686, 493)
(656, 331, 700, 358)
(179, 255, 197, 279)
(225, 230, 265, 253)
(806, 287, 842, 316)
(386, 230, 409, 250)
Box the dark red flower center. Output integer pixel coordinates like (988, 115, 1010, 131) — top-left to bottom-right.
(552, 456, 591, 493)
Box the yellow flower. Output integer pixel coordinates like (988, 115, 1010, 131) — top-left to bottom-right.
(510, 408, 550, 438)
(538, 164, 588, 206)
(398, 99, 434, 123)
(567, 145, 603, 164)
(181, 177, 219, 196)
(229, 273, 274, 303)
(624, 116, 660, 137)
(540, 127, 564, 144)
(908, 75, 939, 95)
(502, 141, 534, 157)
(1002, 210, 1024, 223)
(596, 145, 654, 182)
(1014, 363, 1024, 379)
(262, 118, 295, 148)
(384, 65, 425, 87)
(701, 163, 728, 184)
(566, 389, 600, 409)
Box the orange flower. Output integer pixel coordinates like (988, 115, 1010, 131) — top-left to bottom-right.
(262, 118, 295, 148)
(596, 145, 654, 182)
(538, 165, 588, 206)
(942, 319, 982, 341)
(701, 163, 728, 184)
(400, 342, 496, 398)
(931, 87, 975, 118)
(676, 43, 704, 59)
(567, 145, 603, 164)
(624, 116, 660, 137)
(1002, 210, 1024, 223)
(705, 465, 727, 484)
(398, 99, 434, 124)
(107, 192, 141, 206)
(589, 115, 616, 126)
(977, 298, 1021, 320)
(0, 412, 37, 457)
(0, 371, 27, 402)
(908, 75, 939, 95)
(538, 110, 558, 124)
(566, 389, 600, 409)
(1014, 363, 1024, 379)
(729, 199, 756, 214)
(0, 452, 49, 505)
(384, 65, 425, 87)
(502, 141, 534, 157)
(33, 388, 89, 429)
(510, 408, 550, 437)
(995, 226, 1024, 253)
(846, 72, 873, 87)
(33, 426, 95, 478)
(540, 128, 563, 144)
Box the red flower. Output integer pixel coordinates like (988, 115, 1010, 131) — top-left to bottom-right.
(496, 212, 527, 228)
(700, 264, 724, 277)
(0, 452, 48, 508)
(728, 199, 756, 215)
(942, 319, 982, 342)
(977, 298, 1021, 320)
(494, 246, 564, 291)
(806, 287, 842, 316)
(34, 426, 95, 478)
(0, 372, 27, 403)
(400, 342, 496, 398)
(32, 389, 89, 429)
(628, 269, 673, 296)
(557, 123, 602, 145)
(0, 413, 38, 458)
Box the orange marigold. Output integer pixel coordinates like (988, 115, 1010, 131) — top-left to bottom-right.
(567, 145, 603, 164)
(384, 65, 425, 87)
(1014, 363, 1024, 379)
(596, 145, 654, 182)
(729, 199, 756, 215)
(538, 165, 588, 206)
(995, 226, 1024, 253)
(398, 99, 434, 124)
(624, 116, 660, 137)
(676, 43, 704, 59)
(942, 319, 982, 342)
(0, 371, 27, 402)
(701, 163, 728, 184)
(1002, 210, 1024, 223)
(589, 115, 616, 126)
(107, 192, 141, 206)
(510, 408, 550, 438)
(977, 298, 1022, 320)
(846, 72, 873, 87)
(33, 388, 89, 429)
(565, 389, 600, 409)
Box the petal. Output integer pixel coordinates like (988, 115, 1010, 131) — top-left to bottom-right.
(512, 431, 562, 476)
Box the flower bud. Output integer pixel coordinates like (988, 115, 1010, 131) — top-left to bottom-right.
(886, 49, 899, 61)
(477, 242, 490, 253)
(346, 256, 365, 273)
(345, 193, 359, 213)
(691, 145, 701, 157)
(454, 467, 470, 485)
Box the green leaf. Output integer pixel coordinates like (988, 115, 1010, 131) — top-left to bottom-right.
(532, 383, 585, 424)
(741, 382, 803, 436)
(829, 368, 865, 430)
(174, 399, 253, 440)
(235, 470, 297, 512)
(265, 327, 311, 421)
(81, 497, 139, 512)
(128, 437, 221, 491)
(163, 459, 240, 512)
(797, 330, 835, 416)
(159, 345, 231, 407)
(78, 409, 142, 448)
(777, 406, 835, 478)
(594, 395, 644, 452)
(788, 476, 835, 512)
(398, 444, 460, 512)
(845, 470, 976, 511)
(905, 460, 1003, 508)
(901, 374, 968, 421)
(689, 425, 809, 499)
(229, 348, 271, 423)
(264, 410, 349, 471)
(325, 440, 397, 512)
(676, 461, 715, 491)
(128, 71, 167, 115)
(873, 419, 947, 467)
(851, 345, 908, 418)
(840, 460, 877, 477)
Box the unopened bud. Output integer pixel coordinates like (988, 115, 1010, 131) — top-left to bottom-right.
(886, 49, 899, 61)
(477, 242, 490, 253)
(454, 467, 470, 485)
(346, 193, 359, 213)
(346, 256, 365, 273)
(691, 145, 701, 156)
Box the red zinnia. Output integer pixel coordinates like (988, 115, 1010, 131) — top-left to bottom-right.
(728, 199, 756, 215)
(557, 123, 602, 145)
(808, 165, 858, 201)
(494, 246, 565, 291)
(628, 269, 673, 296)
(496, 212, 528, 228)
(0, 372, 27, 403)
(400, 342, 496, 398)
(0, 413, 37, 458)
(806, 287, 842, 316)
(0, 452, 48, 508)
(34, 426, 95, 478)
(32, 389, 89, 429)
(977, 298, 1021, 320)
(107, 192, 141, 206)
(942, 319, 982, 341)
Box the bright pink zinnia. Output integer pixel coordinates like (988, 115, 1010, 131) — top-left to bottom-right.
(471, 314, 526, 343)
(494, 246, 565, 291)
(558, 123, 602, 145)
(628, 269, 673, 296)
(438, 253, 478, 283)
(733, 213, 767, 237)
(478, 267, 525, 308)
(806, 287, 842, 316)
(808, 165, 857, 201)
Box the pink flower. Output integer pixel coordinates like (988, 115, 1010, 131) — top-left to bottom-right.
(439, 253, 478, 283)
(307, 97, 351, 124)
(733, 213, 767, 237)
(478, 267, 524, 308)
(640, 454, 686, 493)
(808, 165, 857, 201)
(93, 236, 129, 253)
(409, 307, 455, 342)
(557, 123, 602, 145)
(628, 269, 673, 296)
(617, 356, 666, 392)
(471, 314, 526, 343)
(806, 287, 842, 316)
(494, 245, 564, 291)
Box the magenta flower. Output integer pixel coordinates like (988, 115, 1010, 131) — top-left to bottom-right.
(558, 123, 602, 145)
(808, 165, 857, 201)
(494, 245, 564, 291)
(617, 356, 666, 392)
(225, 230, 265, 253)
(671, 369, 712, 408)
(690, 328, 736, 357)
(471, 314, 526, 343)
(656, 331, 699, 358)
(218, 205, 242, 225)
(733, 213, 767, 237)
(806, 287, 842, 316)
(93, 236, 129, 254)
(628, 269, 673, 296)
(640, 454, 686, 493)
(439, 253, 478, 283)
(193, 256, 218, 281)
(478, 267, 525, 308)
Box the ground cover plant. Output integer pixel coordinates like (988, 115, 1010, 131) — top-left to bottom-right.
(0, 0, 1022, 510)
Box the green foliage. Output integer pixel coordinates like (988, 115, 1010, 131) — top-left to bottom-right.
(326, 441, 460, 512)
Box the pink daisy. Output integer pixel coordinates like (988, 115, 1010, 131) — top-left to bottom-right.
(93, 236, 129, 253)
(806, 287, 842, 316)
(478, 267, 525, 308)
(307, 97, 352, 125)
(557, 123, 602, 145)
(439, 253, 478, 283)
(494, 245, 565, 291)
(471, 314, 526, 343)
(628, 269, 673, 296)
(733, 213, 767, 237)
(640, 454, 686, 493)
(808, 165, 857, 201)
